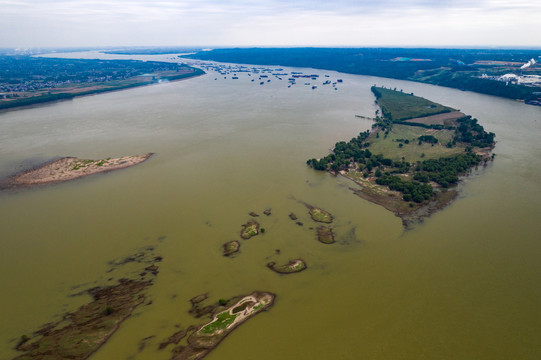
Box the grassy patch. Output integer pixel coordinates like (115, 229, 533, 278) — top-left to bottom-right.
(403, 110, 464, 126)
(373, 86, 455, 120)
(308, 208, 333, 223)
(240, 221, 259, 239)
(368, 125, 465, 162)
(252, 303, 264, 311)
(199, 311, 239, 334)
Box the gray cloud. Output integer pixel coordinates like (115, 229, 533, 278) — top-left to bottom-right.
(0, 0, 539, 47)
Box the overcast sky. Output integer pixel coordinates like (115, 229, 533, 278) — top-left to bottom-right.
(1, 0, 540, 48)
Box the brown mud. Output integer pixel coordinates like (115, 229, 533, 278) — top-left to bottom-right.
(222, 241, 240, 257)
(267, 259, 307, 274)
(316, 226, 335, 244)
(12, 246, 162, 360)
(13, 279, 152, 360)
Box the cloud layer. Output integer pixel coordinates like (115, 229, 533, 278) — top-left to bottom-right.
(1, 0, 540, 47)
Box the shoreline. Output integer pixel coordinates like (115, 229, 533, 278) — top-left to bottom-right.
(340, 172, 459, 228)
(0, 70, 204, 114)
(1, 153, 153, 190)
(306, 86, 496, 228)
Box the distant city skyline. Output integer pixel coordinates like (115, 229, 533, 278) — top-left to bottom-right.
(1, 0, 540, 48)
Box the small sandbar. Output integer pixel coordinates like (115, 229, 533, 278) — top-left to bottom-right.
(267, 259, 307, 274)
(222, 241, 240, 257)
(3, 153, 153, 188)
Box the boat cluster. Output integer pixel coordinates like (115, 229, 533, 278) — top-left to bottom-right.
(195, 62, 343, 90)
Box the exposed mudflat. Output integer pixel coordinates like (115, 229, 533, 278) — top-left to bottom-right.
(13, 279, 152, 360)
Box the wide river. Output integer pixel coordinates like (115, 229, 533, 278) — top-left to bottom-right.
(1, 52, 540, 360)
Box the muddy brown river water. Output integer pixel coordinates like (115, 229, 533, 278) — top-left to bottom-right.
(1, 52, 540, 360)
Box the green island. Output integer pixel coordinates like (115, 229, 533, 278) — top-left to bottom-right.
(169, 291, 275, 360)
(316, 226, 335, 244)
(267, 259, 307, 274)
(307, 86, 495, 226)
(240, 220, 260, 239)
(302, 203, 337, 242)
(305, 204, 333, 223)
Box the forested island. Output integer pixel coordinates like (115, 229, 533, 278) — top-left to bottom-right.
(0, 56, 204, 111)
(185, 48, 541, 103)
(307, 87, 496, 226)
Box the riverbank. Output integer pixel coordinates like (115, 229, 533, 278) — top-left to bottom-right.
(1, 154, 153, 189)
(343, 171, 459, 227)
(0, 67, 204, 113)
(185, 48, 541, 103)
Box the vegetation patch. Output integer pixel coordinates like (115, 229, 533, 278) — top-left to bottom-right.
(267, 259, 307, 274)
(11, 247, 162, 359)
(304, 205, 333, 223)
(403, 110, 465, 126)
(199, 311, 239, 335)
(307, 87, 495, 226)
(367, 125, 464, 162)
(170, 292, 275, 360)
(222, 241, 240, 257)
(13, 279, 152, 360)
(316, 226, 335, 244)
(371, 86, 454, 121)
(240, 220, 259, 239)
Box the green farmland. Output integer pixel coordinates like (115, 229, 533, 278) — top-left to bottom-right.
(372, 86, 455, 121)
(368, 125, 465, 162)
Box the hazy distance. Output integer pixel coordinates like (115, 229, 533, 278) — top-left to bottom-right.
(1, 0, 540, 48)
